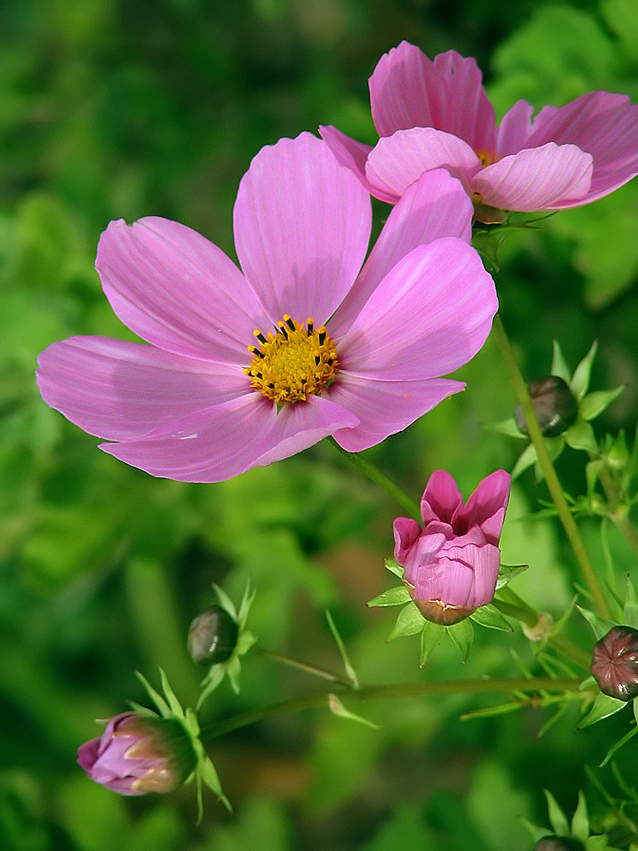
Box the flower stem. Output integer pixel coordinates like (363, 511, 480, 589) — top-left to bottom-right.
(251, 645, 354, 689)
(491, 313, 610, 618)
(327, 437, 421, 520)
(201, 676, 587, 740)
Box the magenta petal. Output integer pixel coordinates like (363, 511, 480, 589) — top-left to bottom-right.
(496, 99, 536, 156)
(421, 470, 463, 525)
(77, 738, 101, 771)
(96, 217, 260, 364)
(37, 337, 245, 441)
(369, 43, 496, 151)
(459, 469, 511, 544)
(327, 374, 464, 453)
(233, 132, 371, 327)
(319, 125, 398, 203)
(473, 143, 593, 211)
(338, 239, 497, 380)
(527, 91, 638, 205)
(393, 517, 422, 564)
(366, 128, 480, 201)
(329, 169, 473, 337)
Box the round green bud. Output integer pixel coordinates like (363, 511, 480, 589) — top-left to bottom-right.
(188, 605, 239, 666)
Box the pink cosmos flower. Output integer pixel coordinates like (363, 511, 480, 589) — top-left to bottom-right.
(394, 469, 511, 625)
(320, 42, 638, 219)
(36, 133, 497, 483)
(77, 712, 197, 795)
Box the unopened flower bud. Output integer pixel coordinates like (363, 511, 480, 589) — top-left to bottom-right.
(514, 376, 578, 437)
(188, 605, 239, 666)
(590, 625, 638, 701)
(77, 712, 197, 795)
(534, 837, 585, 851)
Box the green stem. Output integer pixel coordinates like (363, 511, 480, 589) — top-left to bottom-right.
(252, 645, 354, 689)
(491, 313, 610, 618)
(201, 676, 587, 740)
(328, 436, 421, 520)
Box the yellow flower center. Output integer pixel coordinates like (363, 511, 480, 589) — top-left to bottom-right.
(476, 148, 499, 168)
(243, 315, 339, 404)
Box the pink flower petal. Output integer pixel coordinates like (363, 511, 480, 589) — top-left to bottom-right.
(36, 337, 245, 441)
(526, 91, 638, 205)
(96, 218, 260, 364)
(338, 239, 497, 380)
(369, 43, 496, 152)
(473, 142, 593, 211)
(319, 125, 398, 203)
(233, 132, 371, 327)
(421, 470, 463, 525)
(327, 374, 464, 453)
(365, 127, 480, 201)
(459, 469, 511, 544)
(329, 168, 473, 338)
(393, 517, 422, 564)
(496, 99, 536, 156)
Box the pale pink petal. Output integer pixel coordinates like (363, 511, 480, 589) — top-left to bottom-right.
(338, 239, 497, 380)
(370, 43, 496, 151)
(319, 125, 398, 203)
(473, 142, 593, 211)
(96, 218, 261, 364)
(421, 470, 463, 525)
(36, 336, 245, 441)
(393, 517, 422, 564)
(326, 374, 464, 453)
(526, 91, 638, 205)
(459, 469, 511, 544)
(365, 128, 480, 201)
(233, 132, 371, 327)
(412, 554, 473, 606)
(439, 544, 500, 607)
(496, 99, 535, 156)
(404, 531, 448, 587)
(329, 168, 473, 338)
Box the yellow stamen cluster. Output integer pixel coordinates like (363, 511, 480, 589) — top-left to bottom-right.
(476, 148, 500, 168)
(244, 315, 339, 404)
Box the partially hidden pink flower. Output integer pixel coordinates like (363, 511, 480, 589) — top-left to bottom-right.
(36, 132, 498, 482)
(394, 469, 511, 625)
(320, 42, 638, 218)
(77, 712, 197, 795)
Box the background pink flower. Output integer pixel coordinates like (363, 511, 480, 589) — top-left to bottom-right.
(394, 469, 511, 624)
(37, 133, 497, 483)
(320, 41, 638, 214)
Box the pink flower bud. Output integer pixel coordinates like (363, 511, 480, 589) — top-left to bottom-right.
(393, 470, 510, 625)
(590, 625, 638, 701)
(77, 712, 197, 795)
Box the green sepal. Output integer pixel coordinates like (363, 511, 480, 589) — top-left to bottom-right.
(470, 602, 514, 632)
(551, 339, 571, 383)
(545, 788, 570, 836)
(384, 557, 404, 579)
(570, 340, 598, 399)
(487, 417, 528, 439)
(565, 418, 599, 453)
(496, 562, 528, 590)
(135, 670, 172, 719)
(225, 656, 242, 696)
(447, 618, 474, 662)
(328, 693, 379, 729)
(578, 691, 627, 727)
(575, 604, 616, 640)
(580, 386, 624, 421)
(571, 790, 590, 843)
(420, 621, 445, 666)
(623, 576, 638, 628)
(326, 609, 359, 688)
(387, 602, 426, 641)
(196, 665, 226, 711)
(367, 585, 412, 607)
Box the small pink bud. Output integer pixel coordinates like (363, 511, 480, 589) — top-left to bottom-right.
(77, 712, 197, 795)
(394, 470, 510, 625)
(590, 625, 638, 701)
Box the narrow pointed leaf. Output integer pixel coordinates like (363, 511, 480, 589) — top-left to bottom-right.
(578, 691, 627, 727)
(470, 603, 513, 632)
(496, 563, 529, 590)
(388, 602, 426, 641)
(447, 618, 474, 662)
(384, 557, 404, 578)
(368, 586, 412, 607)
(623, 576, 638, 628)
(580, 387, 624, 421)
(420, 621, 445, 665)
(545, 789, 570, 836)
(551, 340, 571, 383)
(570, 341, 598, 399)
(571, 790, 590, 843)
(328, 694, 379, 728)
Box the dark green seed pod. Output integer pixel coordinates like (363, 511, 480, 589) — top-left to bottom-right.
(514, 376, 578, 437)
(187, 605, 239, 666)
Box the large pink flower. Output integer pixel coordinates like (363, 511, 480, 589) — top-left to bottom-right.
(37, 133, 497, 483)
(320, 42, 638, 217)
(394, 469, 511, 625)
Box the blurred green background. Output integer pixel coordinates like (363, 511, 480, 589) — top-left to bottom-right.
(2, 0, 638, 849)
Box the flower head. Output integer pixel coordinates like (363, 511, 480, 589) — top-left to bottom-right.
(590, 625, 638, 701)
(37, 133, 497, 482)
(320, 42, 638, 219)
(77, 712, 197, 795)
(394, 469, 511, 624)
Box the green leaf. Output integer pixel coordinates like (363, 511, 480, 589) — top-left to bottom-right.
(565, 419, 598, 453)
(599, 724, 638, 767)
(623, 576, 638, 628)
(544, 789, 570, 836)
(159, 668, 185, 719)
(328, 694, 379, 729)
(570, 341, 598, 399)
(575, 604, 616, 639)
(447, 618, 474, 662)
(580, 387, 624, 421)
(213, 583, 238, 621)
(135, 671, 171, 718)
(511, 442, 539, 480)
(384, 557, 404, 579)
(419, 621, 445, 666)
(326, 610, 358, 687)
(578, 692, 627, 727)
(367, 586, 412, 608)
(387, 602, 426, 642)
(470, 603, 513, 632)
(487, 417, 528, 439)
(496, 563, 529, 590)
(571, 790, 590, 843)
(196, 665, 226, 711)
(551, 340, 572, 384)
